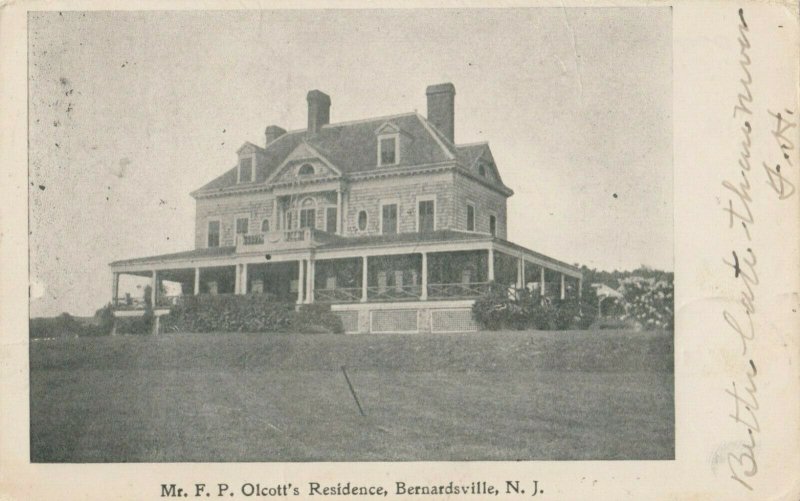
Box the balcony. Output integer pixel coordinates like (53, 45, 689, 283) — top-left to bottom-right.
(236, 228, 339, 253)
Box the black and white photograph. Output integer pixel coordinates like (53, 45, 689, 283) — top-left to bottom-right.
(25, 8, 676, 463)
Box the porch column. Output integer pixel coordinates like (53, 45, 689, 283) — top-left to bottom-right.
(420, 252, 428, 300)
(540, 267, 546, 296)
(560, 273, 566, 300)
(306, 259, 315, 303)
(520, 260, 526, 290)
(272, 198, 278, 231)
(297, 259, 305, 304)
(361, 256, 368, 302)
(487, 248, 495, 282)
(234, 264, 242, 294)
(151, 270, 158, 306)
(336, 189, 342, 234)
(194, 267, 200, 295)
(516, 257, 524, 289)
(242, 263, 248, 295)
(111, 272, 119, 306)
(578, 277, 583, 299)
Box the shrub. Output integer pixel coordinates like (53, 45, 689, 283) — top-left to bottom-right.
(472, 283, 524, 330)
(29, 313, 80, 339)
(161, 295, 344, 334)
(291, 304, 344, 334)
(619, 278, 674, 330)
(472, 284, 591, 331)
(114, 315, 153, 335)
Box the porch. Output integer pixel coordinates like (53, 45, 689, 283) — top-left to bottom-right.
(111, 245, 582, 312)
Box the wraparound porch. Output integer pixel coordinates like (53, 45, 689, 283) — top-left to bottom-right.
(111, 244, 582, 311)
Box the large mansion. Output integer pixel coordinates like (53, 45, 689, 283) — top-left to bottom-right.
(110, 83, 582, 333)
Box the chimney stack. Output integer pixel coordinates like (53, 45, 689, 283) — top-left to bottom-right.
(264, 125, 286, 147)
(306, 90, 331, 134)
(426, 83, 455, 143)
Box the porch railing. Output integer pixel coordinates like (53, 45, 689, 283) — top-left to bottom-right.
(427, 281, 492, 299)
(155, 295, 184, 308)
(237, 228, 341, 252)
(112, 296, 148, 310)
(314, 287, 361, 303)
(367, 285, 422, 302)
(238, 228, 312, 247)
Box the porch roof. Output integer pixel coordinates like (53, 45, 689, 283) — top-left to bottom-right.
(319, 229, 490, 249)
(320, 231, 580, 273)
(108, 231, 580, 275)
(109, 246, 236, 267)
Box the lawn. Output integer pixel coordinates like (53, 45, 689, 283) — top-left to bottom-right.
(29, 329, 673, 462)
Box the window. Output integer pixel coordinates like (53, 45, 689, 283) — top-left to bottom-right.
(489, 215, 497, 236)
(261, 219, 270, 233)
(239, 157, 253, 183)
(326, 207, 338, 233)
(381, 203, 398, 234)
(357, 210, 368, 231)
(299, 209, 316, 229)
(478, 164, 486, 177)
(379, 137, 397, 165)
(418, 199, 435, 233)
(236, 217, 249, 235)
(466, 204, 475, 231)
(298, 163, 315, 176)
(207, 220, 220, 248)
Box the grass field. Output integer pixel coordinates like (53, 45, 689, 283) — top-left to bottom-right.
(29, 329, 673, 462)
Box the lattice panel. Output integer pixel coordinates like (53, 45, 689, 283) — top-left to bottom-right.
(431, 309, 478, 333)
(371, 309, 418, 333)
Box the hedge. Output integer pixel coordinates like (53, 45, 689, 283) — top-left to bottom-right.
(161, 295, 343, 334)
(472, 284, 593, 331)
(29, 307, 115, 339)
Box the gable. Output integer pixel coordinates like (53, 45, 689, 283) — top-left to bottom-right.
(236, 142, 261, 155)
(374, 122, 401, 135)
(273, 159, 339, 183)
(475, 149, 500, 182)
(266, 141, 342, 185)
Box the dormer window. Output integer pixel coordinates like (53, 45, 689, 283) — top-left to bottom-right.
(298, 163, 315, 176)
(378, 136, 398, 166)
(238, 157, 253, 183)
(478, 164, 486, 177)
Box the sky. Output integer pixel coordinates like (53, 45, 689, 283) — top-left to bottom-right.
(28, 8, 672, 317)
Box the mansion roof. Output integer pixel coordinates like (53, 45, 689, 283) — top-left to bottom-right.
(192, 112, 509, 198)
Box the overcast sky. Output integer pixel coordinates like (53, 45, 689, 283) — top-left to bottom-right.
(28, 8, 672, 317)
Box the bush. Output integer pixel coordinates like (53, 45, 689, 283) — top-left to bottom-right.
(114, 315, 153, 335)
(292, 304, 344, 334)
(619, 278, 674, 330)
(29, 313, 80, 339)
(472, 284, 591, 331)
(161, 295, 344, 334)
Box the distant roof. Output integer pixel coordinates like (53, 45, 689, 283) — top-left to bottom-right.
(193, 113, 509, 197)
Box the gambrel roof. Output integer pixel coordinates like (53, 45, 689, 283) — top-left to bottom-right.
(192, 112, 511, 197)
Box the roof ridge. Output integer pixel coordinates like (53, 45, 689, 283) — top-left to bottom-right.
(417, 114, 459, 150)
(320, 111, 418, 128)
(414, 113, 456, 161)
(456, 141, 489, 148)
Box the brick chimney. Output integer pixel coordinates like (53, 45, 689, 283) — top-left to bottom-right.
(306, 90, 331, 134)
(426, 83, 455, 143)
(264, 125, 286, 147)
